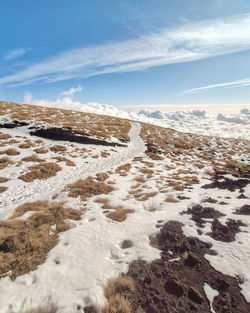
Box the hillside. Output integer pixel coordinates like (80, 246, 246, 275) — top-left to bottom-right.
(0, 101, 249, 313)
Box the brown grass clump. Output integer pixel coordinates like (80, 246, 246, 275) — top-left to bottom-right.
(101, 151, 110, 158)
(0, 177, 8, 183)
(115, 163, 131, 176)
(52, 156, 76, 166)
(18, 162, 62, 182)
(0, 201, 81, 280)
(5, 148, 20, 156)
(134, 191, 157, 201)
(96, 172, 109, 181)
(0, 186, 7, 193)
(139, 167, 153, 178)
(21, 155, 44, 163)
(50, 145, 66, 152)
(63, 177, 114, 201)
(19, 142, 32, 149)
(0, 157, 13, 170)
(146, 152, 164, 160)
(165, 195, 179, 203)
(0, 132, 11, 140)
(101, 276, 135, 313)
(134, 176, 146, 183)
(34, 148, 48, 154)
(106, 207, 134, 222)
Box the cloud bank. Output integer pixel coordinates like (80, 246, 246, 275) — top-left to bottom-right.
(1, 14, 250, 87)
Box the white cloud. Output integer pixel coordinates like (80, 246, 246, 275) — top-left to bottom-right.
(183, 77, 250, 94)
(4, 48, 30, 60)
(2, 14, 250, 87)
(61, 85, 83, 97)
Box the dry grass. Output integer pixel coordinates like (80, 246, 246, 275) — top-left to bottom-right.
(138, 167, 153, 178)
(101, 151, 110, 158)
(0, 201, 81, 280)
(0, 186, 7, 193)
(5, 148, 20, 156)
(0, 177, 8, 183)
(18, 162, 62, 182)
(96, 172, 109, 181)
(52, 156, 76, 166)
(63, 177, 114, 201)
(134, 176, 146, 183)
(115, 163, 131, 176)
(50, 145, 67, 152)
(19, 142, 32, 149)
(101, 276, 135, 313)
(0, 157, 13, 170)
(106, 206, 134, 222)
(134, 191, 157, 201)
(0, 132, 11, 140)
(165, 195, 179, 203)
(34, 148, 48, 154)
(146, 152, 164, 160)
(21, 155, 44, 163)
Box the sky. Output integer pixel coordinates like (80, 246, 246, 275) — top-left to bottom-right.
(0, 0, 250, 109)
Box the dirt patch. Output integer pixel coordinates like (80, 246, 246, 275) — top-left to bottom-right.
(0, 120, 29, 129)
(181, 204, 225, 228)
(63, 177, 114, 201)
(18, 162, 62, 182)
(202, 177, 249, 192)
(208, 219, 247, 242)
(121, 221, 250, 313)
(30, 127, 127, 147)
(235, 204, 250, 215)
(0, 201, 81, 280)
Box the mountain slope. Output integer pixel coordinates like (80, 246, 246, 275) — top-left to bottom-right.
(0, 101, 249, 313)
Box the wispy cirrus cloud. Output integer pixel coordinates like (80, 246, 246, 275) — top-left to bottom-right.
(4, 48, 30, 61)
(1, 14, 250, 87)
(183, 77, 250, 94)
(61, 85, 83, 97)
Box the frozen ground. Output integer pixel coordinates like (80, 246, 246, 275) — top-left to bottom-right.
(0, 101, 249, 313)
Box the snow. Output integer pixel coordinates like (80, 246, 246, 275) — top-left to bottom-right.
(204, 283, 219, 313)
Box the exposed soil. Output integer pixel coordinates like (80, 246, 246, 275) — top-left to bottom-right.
(125, 221, 250, 313)
(0, 121, 29, 129)
(181, 204, 224, 228)
(202, 177, 249, 192)
(234, 204, 250, 215)
(208, 219, 247, 242)
(30, 127, 127, 147)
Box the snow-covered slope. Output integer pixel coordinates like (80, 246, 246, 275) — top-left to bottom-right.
(0, 101, 249, 313)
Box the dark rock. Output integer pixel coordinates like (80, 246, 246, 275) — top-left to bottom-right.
(235, 204, 250, 215)
(121, 240, 133, 249)
(30, 127, 127, 147)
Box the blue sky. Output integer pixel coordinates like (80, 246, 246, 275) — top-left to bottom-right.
(0, 0, 250, 107)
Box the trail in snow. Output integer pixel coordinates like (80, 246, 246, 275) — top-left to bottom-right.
(0, 122, 145, 219)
